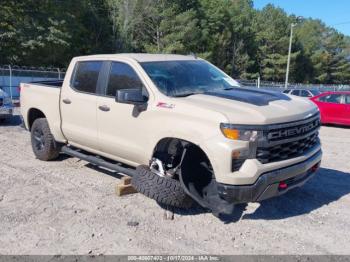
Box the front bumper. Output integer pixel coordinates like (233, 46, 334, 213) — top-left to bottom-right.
(217, 150, 322, 203)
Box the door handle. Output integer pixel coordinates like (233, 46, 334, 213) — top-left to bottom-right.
(62, 98, 71, 104)
(98, 105, 110, 112)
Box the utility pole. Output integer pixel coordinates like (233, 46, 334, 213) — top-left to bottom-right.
(285, 23, 296, 89)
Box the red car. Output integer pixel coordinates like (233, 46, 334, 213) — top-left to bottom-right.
(310, 91, 350, 126)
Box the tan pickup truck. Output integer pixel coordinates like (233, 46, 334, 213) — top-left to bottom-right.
(21, 54, 322, 218)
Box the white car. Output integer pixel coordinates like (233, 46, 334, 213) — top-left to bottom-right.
(283, 88, 321, 98)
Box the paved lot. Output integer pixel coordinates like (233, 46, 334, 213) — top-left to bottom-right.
(0, 112, 350, 255)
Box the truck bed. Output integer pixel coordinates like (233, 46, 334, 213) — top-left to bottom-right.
(30, 80, 63, 88)
(20, 81, 66, 142)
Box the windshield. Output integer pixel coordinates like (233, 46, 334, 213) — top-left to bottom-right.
(140, 60, 240, 97)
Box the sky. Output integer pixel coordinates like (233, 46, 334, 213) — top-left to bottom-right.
(254, 0, 350, 36)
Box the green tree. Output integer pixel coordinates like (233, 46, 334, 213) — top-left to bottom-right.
(1, 0, 350, 84)
(252, 4, 301, 82)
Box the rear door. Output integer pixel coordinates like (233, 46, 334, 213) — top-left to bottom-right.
(60, 60, 103, 150)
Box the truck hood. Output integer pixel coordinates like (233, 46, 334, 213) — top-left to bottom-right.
(178, 88, 319, 125)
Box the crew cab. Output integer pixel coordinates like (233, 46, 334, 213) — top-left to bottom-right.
(21, 54, 322, 218)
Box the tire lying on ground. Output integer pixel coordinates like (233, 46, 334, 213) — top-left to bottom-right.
(31, 118, 61, 161)
(132, 165, 193, 209)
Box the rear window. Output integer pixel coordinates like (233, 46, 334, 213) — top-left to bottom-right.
(72, 61, 103, 93)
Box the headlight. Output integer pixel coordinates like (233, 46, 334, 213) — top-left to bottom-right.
(220, 123, 263, 142)
(3, 97, 12, 105)
(221, 124, 264, 171)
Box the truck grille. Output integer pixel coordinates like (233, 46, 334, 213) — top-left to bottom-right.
(256, 114, 320, 164)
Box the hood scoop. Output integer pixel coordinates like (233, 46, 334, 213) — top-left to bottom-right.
(204, 87, 291, 106)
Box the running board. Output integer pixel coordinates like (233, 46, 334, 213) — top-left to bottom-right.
(61, 146, 137, 177)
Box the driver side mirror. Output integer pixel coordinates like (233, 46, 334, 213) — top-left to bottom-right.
(116, 88, 148, 111)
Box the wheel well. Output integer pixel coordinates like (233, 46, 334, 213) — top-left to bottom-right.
(28, 108, 46, 130)
(153, 138, 235, 216)
(152, 137, 214, 198)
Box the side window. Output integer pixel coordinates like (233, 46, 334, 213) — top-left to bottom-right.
(291, 90, 300, 96)
(282, 89, 290, 94)
(300, 90, 312, 97)
(106, 62, 144, 97)
(72, 61, 103, 93)
(318, 94, 342, 104)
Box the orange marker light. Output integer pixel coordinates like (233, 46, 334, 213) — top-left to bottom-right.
(222, 128, 240, 140)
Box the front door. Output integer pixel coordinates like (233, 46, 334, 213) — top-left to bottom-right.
(317, 93, 344, 124)
(96, 61, 151, 165)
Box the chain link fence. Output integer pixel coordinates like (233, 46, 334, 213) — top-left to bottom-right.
(238, 79, 350, 92)
(0, 65, 66, 101)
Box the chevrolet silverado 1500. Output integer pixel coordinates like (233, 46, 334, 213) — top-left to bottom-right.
(21, 54, 322, 218)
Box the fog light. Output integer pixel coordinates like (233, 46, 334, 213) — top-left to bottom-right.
(231, 149, 249, 172)
(232, 150, 241, 159)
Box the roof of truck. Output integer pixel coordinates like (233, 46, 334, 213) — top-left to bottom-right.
(75, 53, 199, 62)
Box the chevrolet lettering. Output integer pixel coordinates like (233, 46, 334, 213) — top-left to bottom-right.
(268, 119, 320, 140)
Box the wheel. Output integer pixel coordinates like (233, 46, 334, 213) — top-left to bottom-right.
(132, 165, 193, 209)
(31, 118, 61, 161)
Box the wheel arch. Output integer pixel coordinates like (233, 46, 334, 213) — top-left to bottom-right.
(151, 136, 226, 213)
(27, 108, 46, 130)
(151, 136, 215, 183)
(151, 137, 211, 164)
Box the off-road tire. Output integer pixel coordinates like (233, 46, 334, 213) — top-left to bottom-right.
(132, 165, 194, 209)
(31, 118, 61, 161)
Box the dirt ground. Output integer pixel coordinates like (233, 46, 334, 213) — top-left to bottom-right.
(0, 111, 350, 255)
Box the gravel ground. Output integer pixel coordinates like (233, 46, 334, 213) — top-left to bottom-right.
(0, 111, 350, 255)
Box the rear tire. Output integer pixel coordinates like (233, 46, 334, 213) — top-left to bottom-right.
(132, 165, 193, 209)
(31, 118, 61, 161)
